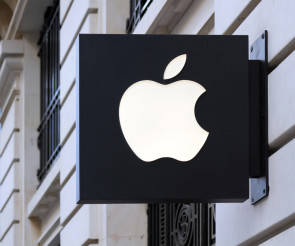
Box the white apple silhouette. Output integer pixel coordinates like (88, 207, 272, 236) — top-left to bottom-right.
(119, 54, 209, 162)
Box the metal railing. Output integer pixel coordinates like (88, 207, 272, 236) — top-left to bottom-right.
(37, 1, 61, 182)
(126, 0, 153, 33)
(148, 203, 216, 246)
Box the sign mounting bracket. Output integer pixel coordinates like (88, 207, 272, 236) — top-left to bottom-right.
(249, 30, 269, 205)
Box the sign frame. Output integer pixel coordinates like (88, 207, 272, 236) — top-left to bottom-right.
(76, 34, 252, 204)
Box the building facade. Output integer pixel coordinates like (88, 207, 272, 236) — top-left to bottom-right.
(0, 0, 294, 245)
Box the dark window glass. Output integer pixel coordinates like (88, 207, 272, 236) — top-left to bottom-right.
(48, 234, 60, 246)
(126, 0, 153, 33)
(37, 1, 61, 182)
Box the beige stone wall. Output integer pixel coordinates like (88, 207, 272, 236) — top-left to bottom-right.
(134, 0, 295, 244)
(1, 0, 295, 245)
(0, 0, 147, 246)
(0, 34, 41, 245)
(215, 0, 295, 245)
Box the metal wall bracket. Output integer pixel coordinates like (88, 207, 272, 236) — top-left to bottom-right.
(249, 30, 269, 205)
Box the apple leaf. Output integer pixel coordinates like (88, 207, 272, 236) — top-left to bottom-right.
(163, 54, 187, 80)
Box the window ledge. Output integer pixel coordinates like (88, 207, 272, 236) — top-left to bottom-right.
(0, 40, 23, 109)
(27, 156, 61, 218)
(0, 40, 23, 66)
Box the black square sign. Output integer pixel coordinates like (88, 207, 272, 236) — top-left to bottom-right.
(76, 34, 249, 203)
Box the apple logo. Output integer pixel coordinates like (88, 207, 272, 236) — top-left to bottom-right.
(119, 54, 209, 162)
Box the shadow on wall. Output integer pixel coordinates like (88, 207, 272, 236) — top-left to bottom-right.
(0, 0, 14, 40)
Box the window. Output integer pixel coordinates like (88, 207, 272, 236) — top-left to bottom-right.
(126, 0, 153, 33)
(148, 203, 216, 246)
(37, 1, 61, 182)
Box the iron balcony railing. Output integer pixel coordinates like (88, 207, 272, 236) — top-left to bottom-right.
(37, 1, 61, 182)
(126, 0, 153, 33)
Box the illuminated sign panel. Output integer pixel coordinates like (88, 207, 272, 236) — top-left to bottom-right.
(76, 34, 249, 203)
